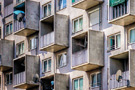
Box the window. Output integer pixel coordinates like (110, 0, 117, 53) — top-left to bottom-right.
(43, 3, 51, 18)
(5, 23, 13, 36)
(5, 73, 12, 85)
(89, 9, 99, 27)
(130, 29, 135, 43)
(73, 17, 83, 33)
(30, 37, 37, 50)
(112, 1, 127, 19)
(16, 42, 24, 56)
(58, 0, 67, 10)
(73, 77, 83, 90)
(43, 58, 51, 73)
(91, 72, 101, 88)
(17, 0, 25, 4)
(72, 0, 79, 4)
(57, 52, 67, 68)
(108, 33, 121, 50)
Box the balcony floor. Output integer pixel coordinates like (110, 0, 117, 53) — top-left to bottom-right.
(40, 15, 54, 23)
(14, 28, 38, 36)
(0, 66, 12, 72)
(72, 0, 103, 10)
(109, 14, 135, 26)
(72, 63, 103, 71)
(13, 83, 39, 89)
(40, 44, 67, 52)
(111, 87, 135, 90)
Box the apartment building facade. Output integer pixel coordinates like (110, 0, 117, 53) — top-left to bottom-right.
(0, 0, 134, 90)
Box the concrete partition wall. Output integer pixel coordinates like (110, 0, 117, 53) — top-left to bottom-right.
(26, 0, 40, 31)
(129, 49, 135, 87)
(0, 40, 14, 67)
(54, 14, 69, 47)
(26, 55, 39, 84)
(54, 73, 69, 90)
(88, 30, 104, 66)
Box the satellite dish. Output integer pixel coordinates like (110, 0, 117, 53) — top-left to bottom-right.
(116, 70, 122, 82)
(17, 13, 25, 22)
(33, 74, 39, 83)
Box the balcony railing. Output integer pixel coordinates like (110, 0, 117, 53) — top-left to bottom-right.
(14, 71, 26, 86)
(4, 4, 13, 17)
(14, 19, 25, 32)
(110, 71, 129, 89)
(40, 32, 54, 48)
(72, 49, 88, 67)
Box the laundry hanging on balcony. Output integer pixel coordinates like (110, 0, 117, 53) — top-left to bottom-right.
(14, 10, 25, 22)
(110, 0, 126, 7)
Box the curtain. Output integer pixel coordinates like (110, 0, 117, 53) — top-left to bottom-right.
(130, 29, 135, 43)
(44, 61, 47, 72)
(63, 53, 67, 66)
(97, 73, 101, 86)
(48, 59, 51, 71)
(59, 0, 67, 9)
(59, 55, 63, 67)
(74, 79, 78, 90)
(90, 10, 99, 26)
(110, 36, 114, 50)
(79, 18, 83, 31)
(79, 78, 83, 90)
(116, 34, 121, 48)
(92, 75, 96, 87)
(74, 20, 78, 33)
(72, 0, 75, 3)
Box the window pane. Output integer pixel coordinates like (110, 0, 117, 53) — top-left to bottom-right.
(74, 20, 78, 33)
(6, 25, 9, 35)
(59, 0, 66, 10)
(79, 18, 83, 31)
(130, 29, 135, 43)
(74, 79, 78, 90)
(90, 10, 99, 26)
(48, 3, 51, 16)
(59, 54, 63, 67)
(63, 53, 67, 66)
(44, 6, 47, 17)
(9, 73, 12, 84)
(110, 36, 115, 50)
(10, 23, 12, 33)
(44, 61, 47, 72)
(92, 74, 96, 87)
(116, 34, 121, 48)
(6, 74, 9, 84)
(79, 78, 83, 90)
(22, 42, 24, 54)
(48, 59, 51, 71)
(72, 0, 75, 3)
(18, 44, 21, 55)
(97, 73, 101, 86)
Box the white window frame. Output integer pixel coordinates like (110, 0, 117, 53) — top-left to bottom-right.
(42, 2, 51, 18)
(73, 77, 83, 90)
(5, 72, 12, 85)
(29, 37, 37, 50)
(72, 16, 83, 34)
(108, 33, 121, 50)
(57, 52, 67, 68)
(5, 22, 12, 36)
(88, 8, 100, 27)
(42, 58, 51, 73)
(128, 28, 135, 44)
(90, 72, 101, 88)
(16, 41, 24, 56)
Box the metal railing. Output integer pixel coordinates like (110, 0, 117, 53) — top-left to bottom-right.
(4, 4, 13, 17)
(40, 32, 54, 48)
(110, 71, 129, 89)
(14, 19, 25, 32)
(14, 71, 26, 86)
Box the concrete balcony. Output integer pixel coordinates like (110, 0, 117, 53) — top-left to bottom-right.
(40, 14, 69, 52)
(13, 55, 39, 89)
(41, 73, 69, 90)
(109, 49, 135, 90)
(72, 0, 103, 10)
(13, 0, 39, 36)
(71, 30, 104, 71)
(0, 39, 13, 72)
(109, 0, 135, 26)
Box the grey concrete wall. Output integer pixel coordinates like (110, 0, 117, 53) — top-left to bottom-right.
(89, 30, 104, 66)
(26, 55, 39, 84)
